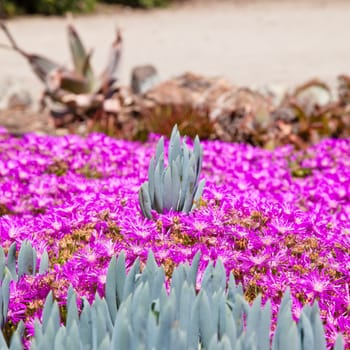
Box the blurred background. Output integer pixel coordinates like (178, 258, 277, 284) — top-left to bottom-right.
(1, 0, 350, 91)
(1, 0, 350, 143)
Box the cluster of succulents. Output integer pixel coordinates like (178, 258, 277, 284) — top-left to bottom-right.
(0, 244, 345, 349)
(0, 128, 349, 348)
(139, 125, 205, 219)
(0, 21, 122, 130)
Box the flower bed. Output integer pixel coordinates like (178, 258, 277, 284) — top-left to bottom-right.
(0, 127, 349, 348)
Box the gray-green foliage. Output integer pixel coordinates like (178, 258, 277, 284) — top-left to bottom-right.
(0, 241, 49, 328)
(139, 125, 206, 219)
(0, 250, 344, 350)
(101, 0, 169, 9)
(3, 0, 95, 16)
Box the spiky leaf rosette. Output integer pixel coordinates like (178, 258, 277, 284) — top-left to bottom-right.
(139, 125, 206, 219)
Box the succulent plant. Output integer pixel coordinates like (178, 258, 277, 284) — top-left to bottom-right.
(0, 250, 344, 350)
(0, 21, 122, 127)
(139, 125, 206, 219)
(0, 242, 48, 329)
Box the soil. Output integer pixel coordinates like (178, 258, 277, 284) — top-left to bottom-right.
(1, 0, 350, 134)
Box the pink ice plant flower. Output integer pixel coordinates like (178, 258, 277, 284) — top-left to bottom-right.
(0, 127, 349, 348)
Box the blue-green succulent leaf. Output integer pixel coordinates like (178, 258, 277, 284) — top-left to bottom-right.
(39, 250, 49, 275)
(299, 313, 314, 350)
(79, 300, 93, 350)
(139, 182, 152, 219)
(115, 251, 126, 307)
(168, 124, 181, 165)
(198, 290, 216, 348)
(18, 241, 35, 279)
(7, 242, 17, 281)
(333, 334, 344, 350)
(163, 166, 173, 211)
(192, 179, 206, 210)
(9, 328, 23, 350)
(1, 273, 11, 326)
(123, 257, 140, 300)
(309, 302, 326, 350)
(66, 288, 78, 330)
(154, 159, 164, 213)
(0, 328, 9, 350)
(105, 255, 118, 322)
(0, 247, 5, 282)
(148, 157, 156, 205)
(54, 327, 66, 350)
(155, 136, 164, 166)
(42, 291, 54, 333)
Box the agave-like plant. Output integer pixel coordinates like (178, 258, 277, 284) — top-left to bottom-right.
(139, 125, 206, 219)
(0, 21, 122, 127)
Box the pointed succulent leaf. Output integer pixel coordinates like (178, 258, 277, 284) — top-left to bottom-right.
(147, 157, 156, 205)
(220, 303, 237, 348)
(182, 167, 196, 213)
(42, 291, 54, 333)
(259, 300, 272, 350)
(202, 260, 226, 294)
(6, 242, 17, 281)
(171, 161, 181, 210)
(177, 281, 193, 323)
(18, 241, 35, 279)
(54, 327, 66, 350)
(299, 314, 314, 350)
(139, 182, 152, 219)
(46, 301, 60, 335)
(192, 178, 206, 210)
(333, 334, 344, 350)
(9, 328, 23, 350)
(168, 124, 181, 165)
(188, 251, 201, 288)
(67, 322, 80, 350)
(105, 255, 118, 322)
(0, 328, 9, 349)
(115, 252, 126, 307)
(246, 294, 262, 340)
(198, 291, 216, 349)
(177, 145, 190, 211)
(39, 250, 49, 274)
(1, 273, 11, 326)
(154, 160, 164, 213)
(284, 322, 301, 350)
(100, 29, 122, 89)
(123, 257, 140, 300)
(111, 304, 132, 350)
(156, 295, 176, 349)
(28, 54, 62, 83)
(193, 135, 203, 174)
(163, 167, 173, 211)
(33, 319, 43, 345)
(67, 24, 94, 82)
(0, 247, 5, 282)
(155, 137, 165, 165)
(79, 300, 93, 350)
(56, 71, 91, 94)
(308, 302, 326, 350)
(66, 289, 79, 330)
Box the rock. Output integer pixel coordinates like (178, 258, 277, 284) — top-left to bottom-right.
(0, 78, 33, 110)
(7, 89, 32, 110)
(136, 72, 274, 141)
(131, 65, 159, 95)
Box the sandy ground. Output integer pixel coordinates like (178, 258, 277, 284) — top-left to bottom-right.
(1, 0, 350, 102)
